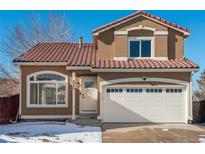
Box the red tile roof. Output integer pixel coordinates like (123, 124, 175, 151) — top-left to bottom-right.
(93, 11, 190, 34)
(14, 42, 96, 66)
(94, 59, 198, 69)
(14, 42, 198, 70)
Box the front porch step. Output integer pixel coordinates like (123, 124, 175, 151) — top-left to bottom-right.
(78, 113, 97, 119)
(73, 119, 102, 127)
(67, 118, 101, 127)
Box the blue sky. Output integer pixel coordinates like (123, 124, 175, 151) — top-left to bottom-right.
(0, 10, 204, 89)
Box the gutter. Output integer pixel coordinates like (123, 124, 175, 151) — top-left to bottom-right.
(13, 62, 199, 73)
(90, 68, 199, 73)
(66, 66, 92, 70)
(13, 62, 67, 66)
(67, 66, 199, 73)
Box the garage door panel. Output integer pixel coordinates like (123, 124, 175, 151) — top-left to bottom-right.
(125, 98, 144, 101)
(165, 98, 183, 102)
(144, 116, 163, 122)
(124, 101, 144, 107)
(164, 101, 184, 108)
(145, 102, 163, 108)
(164, 116, 185, 122)
(109, 94, 123, 99)
(146, 98, 163, 102)
(103, 86, 186, 123)
(146, 97, 163, 103)
(103, 107, 148, 123)
(104, 104, 144, 115)
(144, 107, 163, 112)
(144, 111, 163, 116)
(126, 106, 143, 112)
(165, 108, 185, 116)
(124, 99, 144, 103)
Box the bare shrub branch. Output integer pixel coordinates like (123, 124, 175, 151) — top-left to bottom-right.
(193, 70, 205, 101)
(0, 12, 73, 79)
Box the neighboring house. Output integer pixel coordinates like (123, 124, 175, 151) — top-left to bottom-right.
(13, 11, 199, 123)
(0, 79, 19, 97)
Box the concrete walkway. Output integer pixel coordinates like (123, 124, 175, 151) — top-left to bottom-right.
(67, 119, 102, 127)
(102, 123, 205, 143)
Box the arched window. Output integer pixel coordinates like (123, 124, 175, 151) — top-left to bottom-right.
(27, 71, 68, 107)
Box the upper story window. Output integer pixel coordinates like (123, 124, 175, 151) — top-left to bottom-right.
(27, 71, 68, 108)
(129, 37, 153, 58)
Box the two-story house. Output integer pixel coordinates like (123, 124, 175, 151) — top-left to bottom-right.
(13, 11, 199, 123)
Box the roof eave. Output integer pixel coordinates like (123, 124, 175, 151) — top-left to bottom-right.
(13, 62, 67, 66)
(90, 68, 199, 73)
(66, 66, 92, 70)
(66, 66, 199, 73)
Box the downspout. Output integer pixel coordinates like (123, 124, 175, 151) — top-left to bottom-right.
(19, 65, 21, 119)
(72, 72, 76, 120)
(188, 72, 193, 123)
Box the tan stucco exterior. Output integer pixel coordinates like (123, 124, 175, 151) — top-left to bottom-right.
(96, 15, 185, 60)
(97, 72, 191, 83)
(20, 65, 98, 116)
(114, 35, 128, 57)
(97, 29, 115, 59)
(155, 35, 168, 57)
(115, 16, 167, 31)
(18, 14, 192, 119)
(20, 65, 75, 116)
(96, 72, 191, 115)
(20, 64, 191, 117)
(168, 28, 184, 59)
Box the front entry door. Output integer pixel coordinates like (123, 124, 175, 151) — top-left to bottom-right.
(80, 76, 97, 113)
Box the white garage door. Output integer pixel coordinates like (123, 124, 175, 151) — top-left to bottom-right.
(102, 86, 186, 123)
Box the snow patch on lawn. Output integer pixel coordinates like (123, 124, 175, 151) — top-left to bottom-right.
(199, 135, 205, 143)
(161, 128, 169, 132)
(0, 122, 101, 143)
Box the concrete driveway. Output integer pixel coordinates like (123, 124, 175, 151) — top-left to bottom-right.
(102, 123, 205, 143)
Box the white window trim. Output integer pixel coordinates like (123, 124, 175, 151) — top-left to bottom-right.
(128, 37, 155, 58)
(114, 31, 128, 35)
(126, 25, 156, 32)
(113, 57, 128, 61)
(26, 71, 68, 108)
(154, 31, 168, 35)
